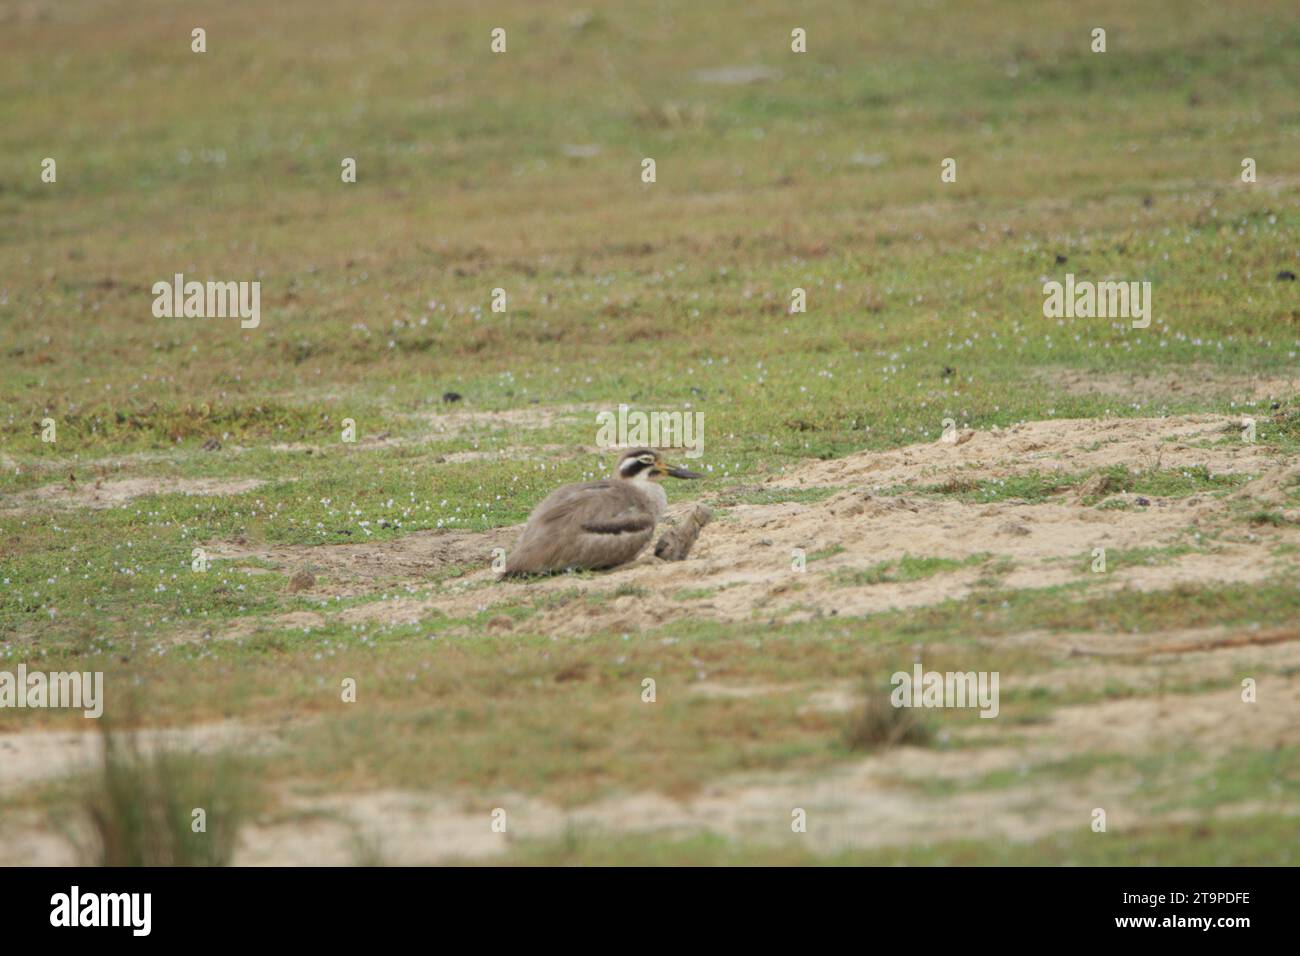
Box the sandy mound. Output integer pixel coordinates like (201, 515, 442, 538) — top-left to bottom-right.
(770, 413, 1275, 489)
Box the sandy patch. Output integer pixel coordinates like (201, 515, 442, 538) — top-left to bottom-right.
(234, 790, 563, 866)
(213, 775, 1108, 863)
(0, 720, 272, 796)
(2, 477, 265, 512)
(769, 414, 1280, 490)
(1007, 676, 1300, 755)
(1040, 367, 1299, 404)
(207, 527, 517, 595)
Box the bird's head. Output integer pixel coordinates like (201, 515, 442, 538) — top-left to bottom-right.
(615, 448, 703, 482)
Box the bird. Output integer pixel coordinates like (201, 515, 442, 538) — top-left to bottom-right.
(501, 448, 703, 577)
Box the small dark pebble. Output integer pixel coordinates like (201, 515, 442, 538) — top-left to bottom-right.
(1055, 253, 1068, 264)
(1277, 270, 1296, 281)
(442, 391, 463, 403)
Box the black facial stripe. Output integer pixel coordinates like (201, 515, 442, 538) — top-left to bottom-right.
(619, 457, 654, 476)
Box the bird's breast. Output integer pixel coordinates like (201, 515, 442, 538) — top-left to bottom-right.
(638, 482, 668, 518)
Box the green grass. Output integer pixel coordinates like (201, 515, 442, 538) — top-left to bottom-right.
(905, 465, 1248, 505)
(472, 815, 1300, 866)
(904, 744, 1300, 810)
(834, 553, 989, 587)
(716, 487, 840, 507)
(843, 676, 936, 752)
(1076, 543, 1200, 573)
(673, 587, 720, 602)
(1, 0, 1297, 865)
(1244, 509, 1297, 527)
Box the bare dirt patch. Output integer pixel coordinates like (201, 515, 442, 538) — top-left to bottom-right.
(2, 477, 265, 512)
(1038, 367, 1299, 404)
(1002, 675, 1300, 756)
(207, 527, 516, 597)
(0, 720, 276, 797)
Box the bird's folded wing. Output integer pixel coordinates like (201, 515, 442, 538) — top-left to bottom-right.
(507, 482, 656, 574)
(535, 482, 654, 535)
(580, 512, 655, 534)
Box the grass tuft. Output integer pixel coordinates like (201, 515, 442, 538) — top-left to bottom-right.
(844, 677, 935, 753)
(67, 724, 254, 867)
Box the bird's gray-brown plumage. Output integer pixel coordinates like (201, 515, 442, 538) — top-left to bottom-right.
(502, 448, 701, 577)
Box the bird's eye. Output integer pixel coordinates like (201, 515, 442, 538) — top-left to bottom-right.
(638, 455, 655, 464)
